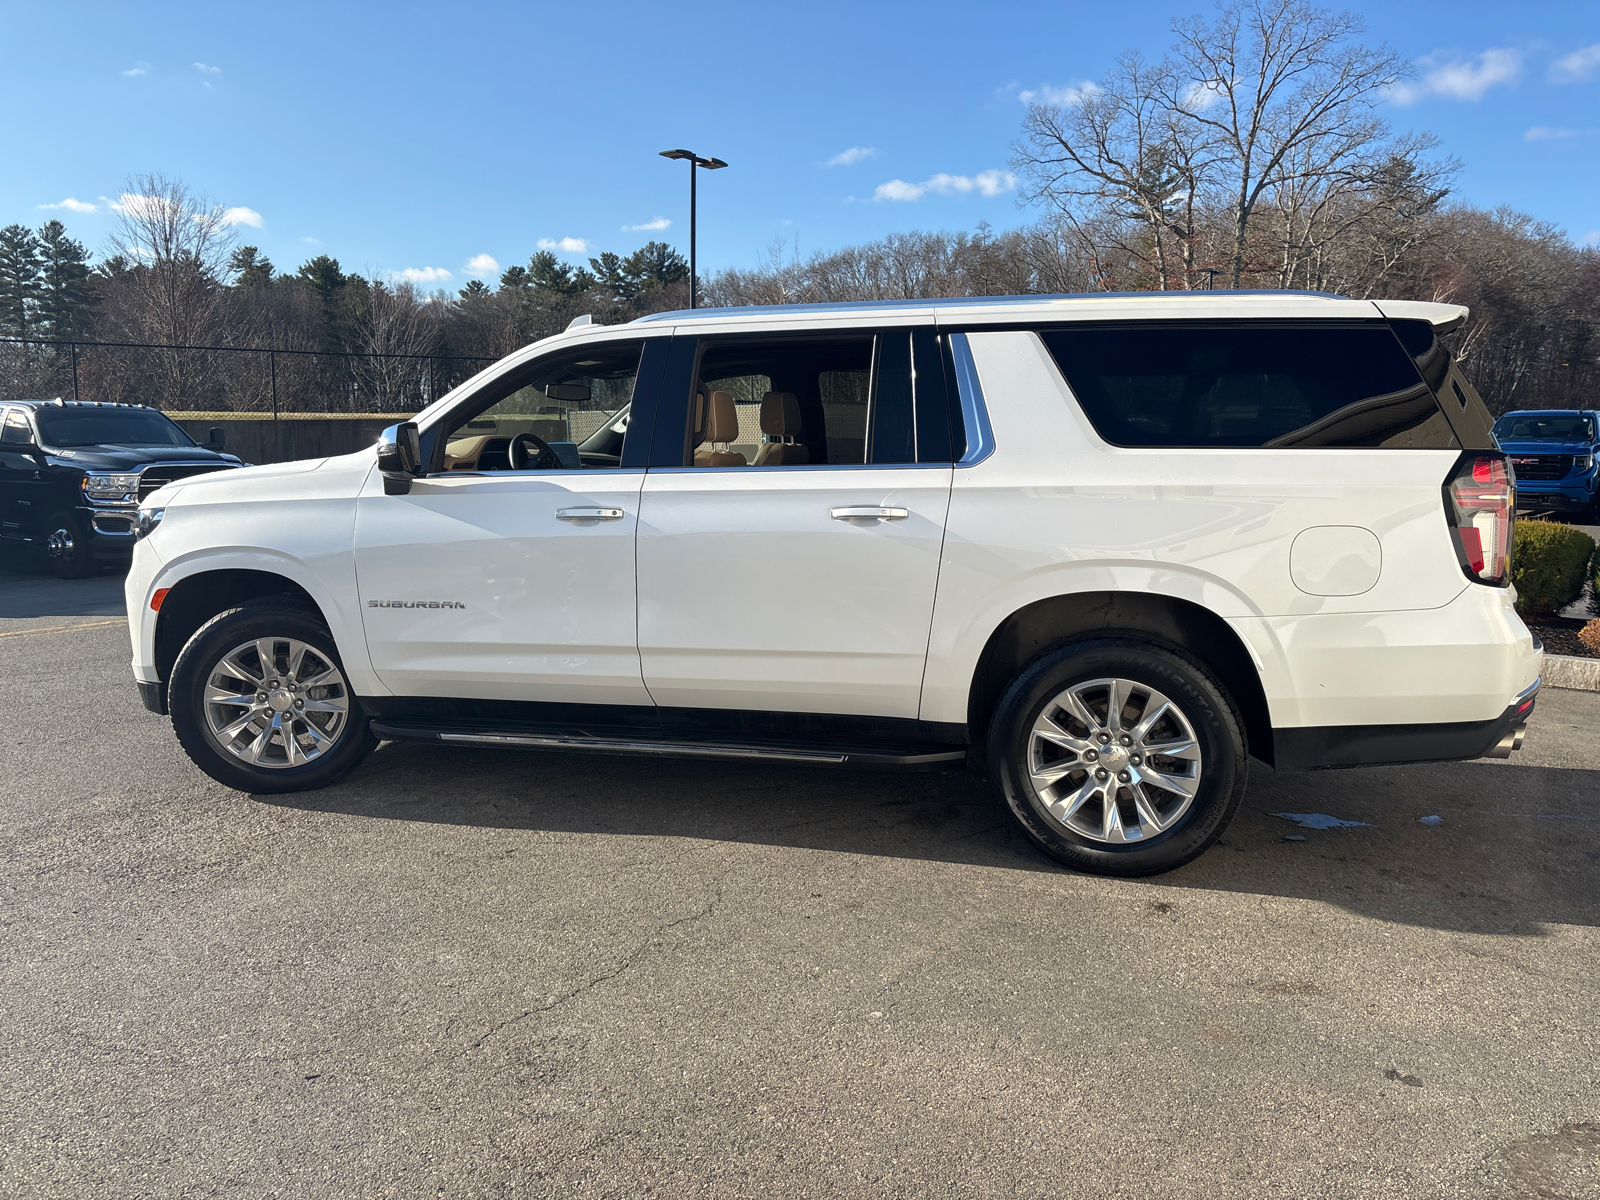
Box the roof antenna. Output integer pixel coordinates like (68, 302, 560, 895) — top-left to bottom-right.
(566, 314, 593, 330)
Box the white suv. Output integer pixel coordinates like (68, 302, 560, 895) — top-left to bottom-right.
(125, 293, 1541, 875)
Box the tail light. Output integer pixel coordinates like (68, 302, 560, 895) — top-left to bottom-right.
(1443, 453, 1513, 586)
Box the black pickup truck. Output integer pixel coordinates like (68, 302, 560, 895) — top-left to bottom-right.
(0, 399, 242, 577)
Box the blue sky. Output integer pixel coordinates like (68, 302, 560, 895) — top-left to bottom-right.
(3, 1, 1596, 288)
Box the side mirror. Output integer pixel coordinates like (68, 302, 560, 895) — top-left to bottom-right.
(206, 427, 226, 451)
(376, 422, 422, 495)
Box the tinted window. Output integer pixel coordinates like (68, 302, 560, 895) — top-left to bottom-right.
(1, 408, 32, 444)
(1040, 323, 1459, 449)
(35, 406, 193, 448)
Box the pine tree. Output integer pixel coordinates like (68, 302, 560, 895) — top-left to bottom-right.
(296, 255, 346, 303)
(36, 220, 95, 340)
(499, 264, 530, 292)
(458, 279, 490, 299)
(624, 241, 688, 290)
(230, 245, 275, 288)
(0, 223, 44, 338)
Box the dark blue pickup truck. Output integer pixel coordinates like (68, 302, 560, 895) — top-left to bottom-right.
(1493, 409, 1599, 521)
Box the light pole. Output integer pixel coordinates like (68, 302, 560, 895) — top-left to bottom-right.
(659, 148, 727, 308)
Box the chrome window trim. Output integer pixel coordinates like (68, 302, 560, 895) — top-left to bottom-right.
(421, 466, 646, 480)
(643, 461, 952, 476)
(948, 332, 995, 467)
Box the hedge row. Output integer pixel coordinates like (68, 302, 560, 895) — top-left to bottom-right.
(1511, 520, 1597, 617)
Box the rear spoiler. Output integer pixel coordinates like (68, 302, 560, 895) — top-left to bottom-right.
(1373, 300, 1468, 335)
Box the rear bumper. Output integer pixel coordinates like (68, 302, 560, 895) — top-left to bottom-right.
(1274, 679, 1539, 769)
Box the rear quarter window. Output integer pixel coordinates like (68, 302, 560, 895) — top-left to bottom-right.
(1039, 323, 1460, 450)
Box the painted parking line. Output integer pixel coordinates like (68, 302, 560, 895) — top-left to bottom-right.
(0, 618, 129, 640)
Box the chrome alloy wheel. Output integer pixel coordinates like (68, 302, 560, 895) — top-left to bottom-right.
(1027, 677, 1204, 844)
(44, 526, 75, 558)
(201, 637, 350, 768)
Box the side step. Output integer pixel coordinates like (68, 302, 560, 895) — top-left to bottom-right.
(369, 721, 968, 770)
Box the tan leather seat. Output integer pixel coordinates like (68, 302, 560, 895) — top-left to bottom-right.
(692, 390, 746, 467)
(752, 392, 808, 466)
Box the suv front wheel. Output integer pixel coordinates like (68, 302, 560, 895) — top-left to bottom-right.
(168, 602, 375, 793)
(989, 636, 1248, 876)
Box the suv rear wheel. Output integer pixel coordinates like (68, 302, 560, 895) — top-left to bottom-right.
(989, 636, 1248, 876)
(168, 601, 375, 794)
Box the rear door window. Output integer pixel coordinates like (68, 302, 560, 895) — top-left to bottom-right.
(1039, 323, 1460, 449)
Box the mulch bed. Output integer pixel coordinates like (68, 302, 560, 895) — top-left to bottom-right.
(1525, 616, 1600, 659)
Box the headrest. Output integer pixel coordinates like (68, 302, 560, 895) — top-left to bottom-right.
(690, 391, 707, 447)
(760, 391, 801, 437)
(705, 390, 739, 443)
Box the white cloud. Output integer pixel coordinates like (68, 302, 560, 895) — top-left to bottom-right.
(1525, 126, 1579, 141)
(537, 236, 587, 253)
(390, 266, 453, 284)
(1179, 79, 1226, 111)
(1016, 81, 1101, 106)
(1581, 231, 1600, 247)
(193, 62, 221, 74)
(300, 236, 322, 244)
(826, 146, 878, 167)
(1388, 48, 1522, 105)
(874, 169, 1016, 202)
(1549, 43, 1600, 84)
(622, 217, 671, 231)
(38, 197, 99, 214)
(106, 193, 167, 220)
(219, 206, 262, 227)
(465, 253, 500, 277)
(121, 62, 149, 77)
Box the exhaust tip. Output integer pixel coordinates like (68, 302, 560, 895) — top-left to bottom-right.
(1486, 723, 1527, 759)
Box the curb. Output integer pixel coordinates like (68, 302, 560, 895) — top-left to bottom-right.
(1544, 653, 1600, 692)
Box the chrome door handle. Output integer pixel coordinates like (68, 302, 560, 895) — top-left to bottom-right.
(556, 506, 625, 521)
(831, 505, 909, 521)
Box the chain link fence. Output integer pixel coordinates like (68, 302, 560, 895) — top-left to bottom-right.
(0, 337, 498, 418)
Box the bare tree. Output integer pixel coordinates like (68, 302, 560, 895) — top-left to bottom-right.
(1015, 54, 1217, 289)
(349, 277, 434, 411)
(1165, 0, 1409, 286)
(102, 173, 237, 407)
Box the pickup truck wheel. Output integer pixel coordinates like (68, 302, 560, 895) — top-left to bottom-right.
(989, 636, 1248, 876)
(168, 602, 376, 794)
(43, 510, 97, 578)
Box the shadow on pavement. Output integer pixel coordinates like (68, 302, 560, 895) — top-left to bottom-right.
(0, 552, 127, 619)
(263, 738, 1600, 937)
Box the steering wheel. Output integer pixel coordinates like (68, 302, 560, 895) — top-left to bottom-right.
(508, 432, 561, 471)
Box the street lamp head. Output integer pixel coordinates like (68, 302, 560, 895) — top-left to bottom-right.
(698, 157, 729, 170)
(659, 149, 695, 161)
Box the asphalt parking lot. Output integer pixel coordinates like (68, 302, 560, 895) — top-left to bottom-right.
(2, 555, 1598, 1199)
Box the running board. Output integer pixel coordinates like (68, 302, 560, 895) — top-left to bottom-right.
(369, 721, 967, 769)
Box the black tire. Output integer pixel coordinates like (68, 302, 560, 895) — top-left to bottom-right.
(168, 601, 376, 794)
(989, 635, 1248, 876)
(43, 510, 97, 578)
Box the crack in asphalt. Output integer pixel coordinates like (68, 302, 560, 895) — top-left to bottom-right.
(465, 882, 725, 1055)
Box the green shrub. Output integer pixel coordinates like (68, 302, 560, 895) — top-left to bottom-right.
(1511, 520, 1596, 617)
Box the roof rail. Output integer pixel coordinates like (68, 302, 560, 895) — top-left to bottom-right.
(631, 289, 1351, 323)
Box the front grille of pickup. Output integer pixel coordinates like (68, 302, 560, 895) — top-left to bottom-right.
(138, 464, 233, 501)
(1510, 455, 1571, 482)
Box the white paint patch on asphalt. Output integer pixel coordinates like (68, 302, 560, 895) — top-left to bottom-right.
(1271, 812, 1372, 830)
(1419, 815, 1445, 826)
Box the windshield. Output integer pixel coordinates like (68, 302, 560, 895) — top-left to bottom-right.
(1493, 413, 1596, 443)
(35, 406, 195, 448)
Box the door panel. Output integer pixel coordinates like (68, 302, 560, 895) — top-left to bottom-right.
(636, 465, 953, 718)
(354, 468, 648, 705)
